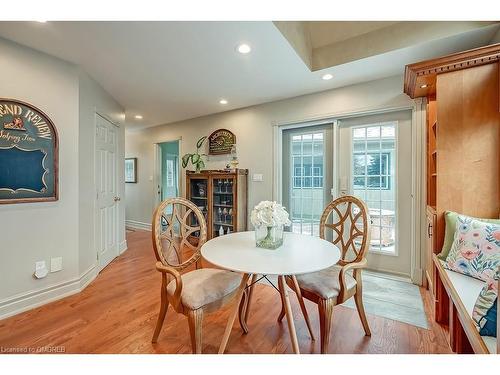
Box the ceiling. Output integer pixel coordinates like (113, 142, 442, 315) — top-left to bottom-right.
(305, 21, 399, 48)
(0, 21, 498, 129)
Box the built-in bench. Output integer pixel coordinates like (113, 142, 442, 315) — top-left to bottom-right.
(433, 254, 498, 354)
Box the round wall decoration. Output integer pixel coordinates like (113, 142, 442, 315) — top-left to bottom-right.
(0, 99, 58, 204)
(208, 128, 236, 155)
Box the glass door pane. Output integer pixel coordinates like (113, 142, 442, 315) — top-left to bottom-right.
(282, 124, 333, 236)
(187, 177, 208, 240)
(351, 123, 396, 253)
(212, 177, 234, 237)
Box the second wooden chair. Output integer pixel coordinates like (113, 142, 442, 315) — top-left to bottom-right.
(151, 197, 247, 353)
(282, 195, 372, 353)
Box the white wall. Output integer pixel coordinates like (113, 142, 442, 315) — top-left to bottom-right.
(0, 37, 125, 318)
(125, 75, 413, 227)
(78, 71, 125, 275)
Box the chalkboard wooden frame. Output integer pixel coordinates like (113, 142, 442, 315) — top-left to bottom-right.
(0, 98, 59, 204)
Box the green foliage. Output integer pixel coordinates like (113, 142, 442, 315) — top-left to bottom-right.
(181, 136, 207, 173)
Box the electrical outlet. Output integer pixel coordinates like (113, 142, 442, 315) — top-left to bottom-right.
(50, 257, 63, 272)
(34, 261, 48, 279)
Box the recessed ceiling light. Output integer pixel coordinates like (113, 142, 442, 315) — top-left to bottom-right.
(134, 115, 143, 120)
(322, 73, 333, 81)
(219, 99, 228, 105)
(420, 84, 428, 88)
(237, 44, 251, 54)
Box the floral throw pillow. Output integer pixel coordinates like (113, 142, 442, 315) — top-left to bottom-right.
(444, 215, 500, 281)
(472, 276, 498, 337)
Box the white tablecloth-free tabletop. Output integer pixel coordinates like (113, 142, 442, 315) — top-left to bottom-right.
(201, 231, 340, 276)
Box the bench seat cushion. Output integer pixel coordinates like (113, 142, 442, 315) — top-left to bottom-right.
(441, 261, 497, 353)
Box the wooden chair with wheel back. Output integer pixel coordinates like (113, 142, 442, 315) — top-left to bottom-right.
(282, 195, 372, 353)
(151, 197, 246, 353)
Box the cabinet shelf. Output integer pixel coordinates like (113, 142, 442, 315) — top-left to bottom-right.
(213, 222, 233, 227)
(187, 169, 248, 239)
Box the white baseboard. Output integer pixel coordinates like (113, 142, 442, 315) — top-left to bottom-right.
(119, 240, 128, 255)
(0, 265, 98, 321)
(126, 219, 151, 231)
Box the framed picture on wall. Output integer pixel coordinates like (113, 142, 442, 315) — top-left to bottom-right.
(125, 158, 137, 183)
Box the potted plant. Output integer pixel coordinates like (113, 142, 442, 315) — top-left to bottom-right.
(182, 136, 207, 173)
(251, 201, 291, 249)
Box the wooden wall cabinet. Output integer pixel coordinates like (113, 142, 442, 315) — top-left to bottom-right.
(405, 43, 500, 354)
(186, 169, 248, 240)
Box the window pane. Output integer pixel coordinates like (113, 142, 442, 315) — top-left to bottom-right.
(367, 176, 381, 188)
(303, 156, 312, 176)
(353, 177, 365, 189)
(353, 154, 366, 175)
(313, 177, 322, 188)
(353, 141, 365, 152)
(366, 126, 380, 138)
(292, 141, 301, 155)
(313, 141, 323, 155)
(367, 154, 381, 175)
(303, 140, 312, 155)
(353, 128, 365, 138)
(381, 125, 395, 138)
(303, 177, 312, 188)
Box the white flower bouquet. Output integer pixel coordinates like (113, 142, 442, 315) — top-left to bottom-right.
(251, 201, 291, 249)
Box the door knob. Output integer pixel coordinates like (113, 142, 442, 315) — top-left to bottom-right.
(114, 196, 121, 202)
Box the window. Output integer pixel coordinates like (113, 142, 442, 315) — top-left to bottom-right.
(289, 131, 326, 236)
(351, 123, 396, 253)
(292, 133, 323, 189)
(353, 151, 391, 190)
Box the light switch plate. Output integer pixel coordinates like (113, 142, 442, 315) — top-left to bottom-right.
(252, 173, 263, 182)
(50, 257, 63, 273)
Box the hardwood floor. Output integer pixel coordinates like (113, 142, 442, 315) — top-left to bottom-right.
(0, 230, 452, 354)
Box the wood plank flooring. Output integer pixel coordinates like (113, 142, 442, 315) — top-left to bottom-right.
(0, 230, 452, 354)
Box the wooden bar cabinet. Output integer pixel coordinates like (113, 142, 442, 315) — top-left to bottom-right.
(186, 169, 248, 240)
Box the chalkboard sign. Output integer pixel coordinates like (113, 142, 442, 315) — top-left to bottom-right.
(0, 99, 58, 204)
(208, 129, 236, 155)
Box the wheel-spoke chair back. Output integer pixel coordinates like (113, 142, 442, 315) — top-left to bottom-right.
(319, 195, 371, 265)
(152, 197, 207, 271)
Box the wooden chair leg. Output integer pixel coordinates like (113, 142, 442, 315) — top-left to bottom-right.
(239, 274, 257, 333)
(238, 289, 250, 334)
(151, 288, 169, 343)
(290, 276, 315, 341)
(187, 308, 203, 354)
(354, 270, 371, 336)
(219, 273, 250, 354)
(244, 274, 258, 324)
(318, 298, 334, 354)
(277, 284, 286, 322)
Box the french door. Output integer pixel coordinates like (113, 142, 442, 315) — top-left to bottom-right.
(282, 124, 333, 236)
(338, 110, 412, 277)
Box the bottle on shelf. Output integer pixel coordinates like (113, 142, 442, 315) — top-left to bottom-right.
(219, 226, 224, 237)
(226, 227, 231, 235)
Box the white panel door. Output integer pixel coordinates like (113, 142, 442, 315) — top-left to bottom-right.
(338, 111, 412, 278)
(95, 114, 119, 271)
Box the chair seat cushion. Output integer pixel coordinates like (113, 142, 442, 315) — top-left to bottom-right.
(295, 265, 357, 301)
(167, 268, 242, 310)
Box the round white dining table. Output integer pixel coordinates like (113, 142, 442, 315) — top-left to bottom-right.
(201, 231, 340, 354)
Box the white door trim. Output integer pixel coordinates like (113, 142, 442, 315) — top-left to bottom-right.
(272, 103, 425, 284)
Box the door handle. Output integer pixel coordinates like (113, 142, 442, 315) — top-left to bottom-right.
(114, 196, 121, 202)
